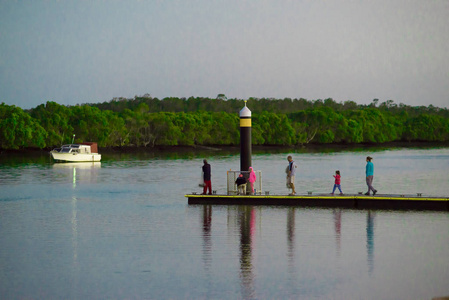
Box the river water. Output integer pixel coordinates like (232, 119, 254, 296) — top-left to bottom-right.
(0, 146, 448, 299)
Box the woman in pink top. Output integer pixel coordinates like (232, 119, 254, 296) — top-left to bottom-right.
(248, 167, 257, 195)
(331, 170, 343, 195)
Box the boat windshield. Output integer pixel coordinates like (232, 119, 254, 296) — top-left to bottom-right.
(61, 147, 71, 153)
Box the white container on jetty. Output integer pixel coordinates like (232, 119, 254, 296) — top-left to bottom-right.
(50, 142, 101, 162)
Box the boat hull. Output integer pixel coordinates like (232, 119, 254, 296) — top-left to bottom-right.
(51, 152, 101, 162)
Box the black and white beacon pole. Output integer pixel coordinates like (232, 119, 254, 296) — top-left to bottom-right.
(240, 101, 252, 172)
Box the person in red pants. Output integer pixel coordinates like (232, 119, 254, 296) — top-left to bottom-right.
(202, 159, 212, 195)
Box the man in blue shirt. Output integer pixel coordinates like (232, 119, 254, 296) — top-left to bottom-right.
(365, 156, 377, 196)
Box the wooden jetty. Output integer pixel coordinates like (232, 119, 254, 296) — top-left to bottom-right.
(186, 193, 449, 211)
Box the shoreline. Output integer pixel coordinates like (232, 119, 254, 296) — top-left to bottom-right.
(1, 141, 449, 155)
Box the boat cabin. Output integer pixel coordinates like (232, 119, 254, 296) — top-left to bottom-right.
(59, 142, 99, 154)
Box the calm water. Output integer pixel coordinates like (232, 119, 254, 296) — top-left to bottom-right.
(0, 147, 448, 299)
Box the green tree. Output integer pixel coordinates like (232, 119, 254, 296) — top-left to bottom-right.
(103, 110, 127, 146)
(29, 101, 74, 147)
(253, 112, 294, 145)
(69, 105, 111, 146)
(0, 103, 47, 149)
(403, 114, 449, 142)
(147, 112, 182, 146)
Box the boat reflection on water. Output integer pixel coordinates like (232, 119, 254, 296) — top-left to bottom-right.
(51, 163, 101, 299)
(71, 195, 79, 300)
(52, 162, 101, 188)
(51, 162, 102, 169)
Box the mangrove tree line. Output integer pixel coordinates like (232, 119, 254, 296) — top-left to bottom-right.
(1, 96, 449, 149)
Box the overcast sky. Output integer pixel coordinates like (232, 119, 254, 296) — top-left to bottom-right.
(1, 0, 448, 109)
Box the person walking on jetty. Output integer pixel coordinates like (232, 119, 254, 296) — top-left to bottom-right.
(202, 159, 212, 195)
(365, 156, 377, 196)
(235, 174, 247, 195)
(286, 156, 297, 195)
(248, 167, 256, 195)
(331, 170, 343, 195)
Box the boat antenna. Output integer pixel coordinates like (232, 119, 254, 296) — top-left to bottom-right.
(71, 134, 75, 144)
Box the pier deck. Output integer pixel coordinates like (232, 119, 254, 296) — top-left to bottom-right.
(186, 193, 449, 211)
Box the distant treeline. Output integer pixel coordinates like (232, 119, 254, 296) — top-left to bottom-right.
(1, 95, 449, 149)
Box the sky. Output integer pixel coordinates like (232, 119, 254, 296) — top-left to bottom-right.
(1, 0, 448, 109)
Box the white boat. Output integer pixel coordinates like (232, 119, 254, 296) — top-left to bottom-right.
(50, 142, 101, 162)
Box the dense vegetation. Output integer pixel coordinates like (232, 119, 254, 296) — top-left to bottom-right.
(1, 96, 449, 150)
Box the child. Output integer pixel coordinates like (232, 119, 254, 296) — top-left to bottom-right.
(331, 170, 343, 195)
(248, 167, 257, 195)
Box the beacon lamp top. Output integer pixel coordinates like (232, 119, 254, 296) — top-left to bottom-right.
(240, 101, 251, 117)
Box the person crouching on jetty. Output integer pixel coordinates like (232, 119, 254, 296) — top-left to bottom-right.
(331, 170, 343, 195)
(235, 174, 247, 195)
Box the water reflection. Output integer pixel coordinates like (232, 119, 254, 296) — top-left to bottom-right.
(238, 206, 256, 300)
(198, 205, 378, 298)
(287, 208, 295, 262)
(200, 205, 257, 298)
(333, 209, 342, 256)
(366, 211, 375, 274)
(72, 196, 78, 263)
(52, 162, 101, 187)
(286, 207, 299, 296)
(202, 205, 212, 272)
(51, 163, 100, 299)
(71, 196, 79, 300)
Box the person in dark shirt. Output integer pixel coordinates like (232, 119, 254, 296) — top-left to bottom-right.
(202, 159, 212, 195)
(235, 174, 247, 195)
